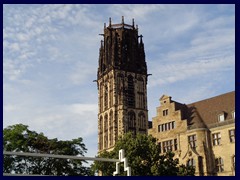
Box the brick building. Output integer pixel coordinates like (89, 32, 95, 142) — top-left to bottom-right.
(148, 91, 235, 176)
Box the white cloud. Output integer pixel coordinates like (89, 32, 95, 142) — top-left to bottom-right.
(179, 84, 216, 104)
(19, 51, 36, 60)
(68, 103, 98, 114)
(16, 32, 31, 42)
(108, 4, 166, 21)
(203, 15, 235, 29)
(3, 59, 21, 81)
(69, 63, 96, 85)
(10, 42, 20, 52)
(149, 55, 234, 88)
(3, 102, 98, 141)
(3, 104, 19, 112)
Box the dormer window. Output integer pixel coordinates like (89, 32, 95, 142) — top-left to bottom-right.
(232, 111, 235, 119)
(218, 114, 225, 122)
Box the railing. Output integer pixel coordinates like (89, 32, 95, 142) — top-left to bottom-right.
(3, 149, 131, 176)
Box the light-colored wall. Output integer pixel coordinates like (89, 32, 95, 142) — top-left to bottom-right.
(148, 96, 235, 176)
(210, 124, 235, 176)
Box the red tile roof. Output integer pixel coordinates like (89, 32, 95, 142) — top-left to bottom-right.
(186, 91, 235, 129)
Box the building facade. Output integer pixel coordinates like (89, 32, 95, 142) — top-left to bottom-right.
(97, 17, 149, 153)
(148, 91, 235, 176)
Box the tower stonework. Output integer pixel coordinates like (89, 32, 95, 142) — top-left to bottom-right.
(97, 17, 148, 153)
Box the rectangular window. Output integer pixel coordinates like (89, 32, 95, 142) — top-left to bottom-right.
(158, 122, 175, 132)
(158, 142, 162, 154)
(229, 129, 235, 143)
(188, 135, 197, 149)
(174, 138, 178, 150)
(163, 140, 172, 152)
(187, 158, 196, 168)
(232, 155, 235, 170)
(165, 123, 168, 131)
(163, 109, 168, 116)
(168, 122, 171, 130)
(219, 114, 225, 122)
(162, 141, 167, 153)
(168, 140, 173, 151)
(172, 121, 175, 129)
(212, 133, 221, 146)
(215, 157, 224, 172)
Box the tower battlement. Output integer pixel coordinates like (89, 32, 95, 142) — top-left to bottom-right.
(104, 16, 137, 30)
(98, 17, 146, 78)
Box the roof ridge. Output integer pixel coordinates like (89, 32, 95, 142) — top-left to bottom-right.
(187, 91, 235, 106)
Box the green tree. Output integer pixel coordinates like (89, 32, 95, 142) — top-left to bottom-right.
(3, 124, 93, 176)
(151, 151, 194, 176)
(92, 132, 195, 176)
(91, 150, 116, 176)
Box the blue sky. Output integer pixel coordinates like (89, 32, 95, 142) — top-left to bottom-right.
(3, 4, 235, 161)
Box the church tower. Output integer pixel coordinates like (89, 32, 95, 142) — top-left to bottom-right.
(97, 17, 148, 153)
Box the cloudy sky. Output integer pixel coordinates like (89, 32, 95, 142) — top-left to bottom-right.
(3, 4, 235, 161)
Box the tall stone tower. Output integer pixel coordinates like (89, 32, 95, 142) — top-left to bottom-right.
(97, 17, 148, 153)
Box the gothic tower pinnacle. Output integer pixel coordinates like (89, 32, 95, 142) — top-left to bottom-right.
(97, 17, 148, 153)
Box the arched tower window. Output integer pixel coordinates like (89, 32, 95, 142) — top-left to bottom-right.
(138, 112, 146, 130)
(117, 74, 124, 104)
(104, 84, 108, 110)
(104, 114, 108, 149)
(109, 78, 113, 107)
(99, 116, 103, 150)
(100, 83, 103, 112)
(127, 75, 135, 108)
(128, 111, 136, 128)
(138, 77, 144, 92)
(137, 77, 145, 109)
(105, 36, 111, 66)
(109, 111, 114, 146)
(123, 33, 130, 63)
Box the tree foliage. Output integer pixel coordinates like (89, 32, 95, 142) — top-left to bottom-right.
(92, 132, 195, 176)
(3, 124, 93, 176)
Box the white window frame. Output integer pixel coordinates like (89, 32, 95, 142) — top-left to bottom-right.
(215, 157, 224, 172)
(218, 114, 225, 122)
(187, 158, 196, 168)
(229, 129, 235, 143)
(212, 132, 221, 146)
(188, 134, 197, 149)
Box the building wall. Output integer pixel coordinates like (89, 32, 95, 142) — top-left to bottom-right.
(98, 69, 148, 153)
(210, 124, 235, 176)
(148, 93, 235, 176)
